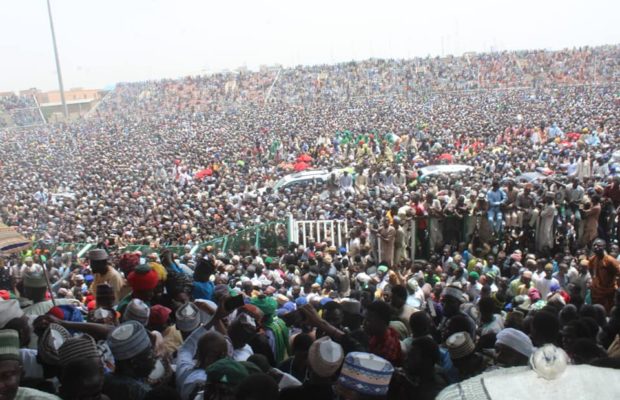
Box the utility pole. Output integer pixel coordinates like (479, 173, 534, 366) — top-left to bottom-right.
(46, 0, 68, 118)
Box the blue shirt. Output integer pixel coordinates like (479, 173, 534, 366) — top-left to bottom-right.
(439, 347, 460, 384)
(192, 281, 214, 301)
(585, 134, 600, 146)
(462, 250, 472, 266)
(169, 262, 184, 274)
(176, 327, 208, 400)
(486, 189, 506, 208)
(548, 124, 564, 139)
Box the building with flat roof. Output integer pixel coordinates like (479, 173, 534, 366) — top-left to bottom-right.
(0, 87, 107, 125)
(36, 88, 104, 105)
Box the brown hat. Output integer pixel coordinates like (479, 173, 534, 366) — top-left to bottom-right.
(88, 249, 108, 261)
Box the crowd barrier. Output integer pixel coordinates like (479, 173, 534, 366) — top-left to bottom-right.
(119, 220, 289, 257)
(364, 215, 474, 261)
(290, 215, 475, 261)
(36, 215, 477, 261)
(289, 218, 349, 250)
(50, 242, 95, 258)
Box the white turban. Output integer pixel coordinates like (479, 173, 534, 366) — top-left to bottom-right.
(0, 300, 24, 329)
(496, 328, 534, 357)
(407, 278, 419, 292)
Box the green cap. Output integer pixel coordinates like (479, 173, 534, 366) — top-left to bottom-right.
(206, 358, 249, 386)
(0, 330, 20, 362)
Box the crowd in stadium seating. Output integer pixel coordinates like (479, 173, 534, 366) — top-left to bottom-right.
(0, 94, 37, 111)
(0, 93, 43, 127)
(0, 45, 619, 400)
(1, 46, 618, 248)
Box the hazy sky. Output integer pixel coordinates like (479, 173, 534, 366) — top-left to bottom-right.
(1, 0, 618, 92)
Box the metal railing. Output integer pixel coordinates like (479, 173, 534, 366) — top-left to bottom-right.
(31, 215, 479, 262)
(289, 217, 349, 250)
(120, 220, 289, 257)
(48, 242, 94, 257)
(287, 214, 477, 261)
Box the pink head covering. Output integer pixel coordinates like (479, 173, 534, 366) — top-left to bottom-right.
(528, 287, 542, 302)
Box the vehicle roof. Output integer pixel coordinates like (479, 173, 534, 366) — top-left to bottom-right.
(516, 172, 547, 182)
(501, 172, 547, 184)
(51, 192, 76, 199)
(275, 169, 334, 186)
(418, 164, 474, 175)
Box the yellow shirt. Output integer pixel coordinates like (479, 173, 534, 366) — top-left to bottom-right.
(386, 211, 394, 224)
(90, 267, 125, 304)
(162, 325, 183, 357)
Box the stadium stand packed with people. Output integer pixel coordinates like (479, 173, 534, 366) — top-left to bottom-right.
(0, 94, 42, 128)
(1, 45, 620, 399)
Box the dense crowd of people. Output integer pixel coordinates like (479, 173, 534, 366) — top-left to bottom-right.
(1, 45, 620, 399)
(0, 94, 43, 128)
(0, 94, 38, 111)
